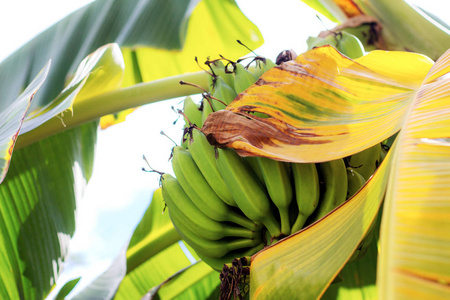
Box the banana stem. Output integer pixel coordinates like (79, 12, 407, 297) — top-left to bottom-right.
(16, 71, 209, 148)
(353, 0, 450, 60)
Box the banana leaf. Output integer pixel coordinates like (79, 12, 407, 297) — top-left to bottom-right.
(202, 47, 450, 297)
(0, 62, 49, 183)
(378, 47, 450, 299)
(0, 1, 262, 299)
(141, 261, 220, 300)
(1, 0, 264, 172)
(0, 121, 98, 300)
(202, 45, 433, 162)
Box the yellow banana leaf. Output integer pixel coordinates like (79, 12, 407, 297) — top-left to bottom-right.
(202, 45, 433, 162)
(378, 49, 450, 298)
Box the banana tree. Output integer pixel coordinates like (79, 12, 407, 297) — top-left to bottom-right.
(0, 0, 449, 299)
(0, 0, 264, 299)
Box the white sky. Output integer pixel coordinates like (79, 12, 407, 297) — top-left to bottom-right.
(1, 0, 448, 298)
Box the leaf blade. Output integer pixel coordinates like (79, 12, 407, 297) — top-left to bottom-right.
(378, 48, 450, 299)
(0, 62, 49, 183)
(202, 46, 433, 163)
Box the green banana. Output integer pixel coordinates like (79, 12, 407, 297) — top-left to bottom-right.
(182, 96, 202, 127)
(290, 163, 320, 233)
(201, 95, 214, 125)
(216, 148, 282, 238)
(307, 31, 365, 59)
(171, 146, 258, 231)
(181, 96, 202, 148)
(181, 126, 189, 149)
(197, 242, 265, 272)
(233, 62, 258, 94)
(206, 59, 234, 90)
(344, 166, 369, 261)
(188, 128, 236, 207)
(310, 158, 348, 222)
(257, 157, 293, 236)
(211, 76, 237, 110)
(242, 156, 264, 183)
(347, 143, 381, 180)
(346, 167, 366, 199)
(169, 207, 261, 259)
(161, 174, 258, 241)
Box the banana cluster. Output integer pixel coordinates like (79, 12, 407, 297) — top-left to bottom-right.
(307, 30, 365, 59)
(161, 54, 384, 272)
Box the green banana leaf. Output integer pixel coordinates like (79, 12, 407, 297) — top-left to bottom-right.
(0, 62, 49, 183)
(54, 277, 81, 300)
(69, 247, 127, 299)
(16, 43, 125, 149)
(0, 121, 97, 300)
(0, 44, 123, 300)
(126, 188, 181, 275)
(0, 1, 263, 299)
(142, 261, 220, 299)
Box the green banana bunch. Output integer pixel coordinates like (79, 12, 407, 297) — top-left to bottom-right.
(161, 173, 258, 241)
(310, 158, 348, 223)
(216, 148, 282, 239)
(188, 128, 236, 207)
(307, 31, 365, 59)
(171, 146, 258, 231)
(166, 54, 390, 275)
(290, 163, 320, 233)
(256, 157, 293, 236)
(347, 143, 381, 180)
